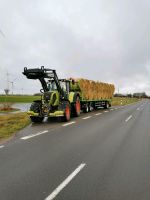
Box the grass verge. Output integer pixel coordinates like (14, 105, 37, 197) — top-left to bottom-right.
(0, 112, 30, 141)
(112, 97, 140, 106)
(0, 108, 20, 113)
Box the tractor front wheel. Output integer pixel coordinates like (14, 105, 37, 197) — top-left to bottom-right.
(64, 102, 71, 122)
(30, 101, 44, 123)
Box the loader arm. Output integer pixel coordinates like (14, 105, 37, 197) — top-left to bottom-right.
(23, 66, 63, 94)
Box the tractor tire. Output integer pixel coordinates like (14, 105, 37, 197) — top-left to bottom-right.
(64, 102, 71, 122)
(74, 96, 81, 117)
(30, 101, 44, 123)
(30, 101, 42, 113)
(30, 116, 44, 123)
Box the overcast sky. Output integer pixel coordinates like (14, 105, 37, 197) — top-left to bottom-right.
(0, 0, 150, 95)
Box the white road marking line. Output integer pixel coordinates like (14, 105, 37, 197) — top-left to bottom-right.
(62, 121, 76, 127)
(21, 130, 49, 140)
(104, 111, 109, 113)
(115, 108, 118, 110)
(110, 109, 114, 111)
(125, 115, 132, 122)
(82, 116, 92, 120)
(45, 163, 86, 200)
(95, 113, 102, 116)
(0, 145, 4, 149)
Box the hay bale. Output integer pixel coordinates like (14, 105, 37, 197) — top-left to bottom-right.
(76, 78, 115, 100)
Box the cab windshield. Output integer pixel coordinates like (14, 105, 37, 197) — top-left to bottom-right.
(47, 81, 67, 92)
(47, 81, 57, 91)
(60, 81, 67, 91)
(47, 80, 69, 92)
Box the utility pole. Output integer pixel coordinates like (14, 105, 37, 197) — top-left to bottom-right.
(4, 72, 10, 95)
(6, 72, 9, 89)
(10, 81, 14, 95)
(118, 86, 120, 94)
(0, 28, 5, 38)
(9, 78, 17, 95)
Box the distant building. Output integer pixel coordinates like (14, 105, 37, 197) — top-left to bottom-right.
(114, 93, 127, 97)
(133, 92, 147, 98)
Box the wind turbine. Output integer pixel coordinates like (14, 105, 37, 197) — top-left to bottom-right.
(9, 78, 17, 95)
(0, 28, 5, 38)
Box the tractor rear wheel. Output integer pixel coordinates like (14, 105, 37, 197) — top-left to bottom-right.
(74, 96, 81, 117)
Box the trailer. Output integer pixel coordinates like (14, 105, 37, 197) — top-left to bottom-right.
(23, 66, 114, 123)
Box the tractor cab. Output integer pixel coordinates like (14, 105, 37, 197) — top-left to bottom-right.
(59, 79, 70, 94)
(46, 79, 71, 101)
(47, 79, 70, 93)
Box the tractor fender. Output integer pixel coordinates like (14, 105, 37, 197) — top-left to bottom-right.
(69, 92, 74, 103)
(69, 92, 80, 103)
(50, 91, 59, 106)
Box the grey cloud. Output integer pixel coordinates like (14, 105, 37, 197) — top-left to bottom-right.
(0, 0, 150, 94)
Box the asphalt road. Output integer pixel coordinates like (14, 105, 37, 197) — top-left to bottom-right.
(0, 99, 150, 200)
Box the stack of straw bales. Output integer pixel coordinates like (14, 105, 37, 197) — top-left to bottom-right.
(77, 79, 115, 100)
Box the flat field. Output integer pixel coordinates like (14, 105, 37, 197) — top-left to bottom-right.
(0, 95, 40, 103)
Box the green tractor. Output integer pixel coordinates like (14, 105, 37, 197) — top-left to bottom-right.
(23, 66, 81, 123)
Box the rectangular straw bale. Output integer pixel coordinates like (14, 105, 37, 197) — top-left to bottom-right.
(77, 78, 115, 100)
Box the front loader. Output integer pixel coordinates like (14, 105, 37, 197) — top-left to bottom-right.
(23, 66, 81, 123)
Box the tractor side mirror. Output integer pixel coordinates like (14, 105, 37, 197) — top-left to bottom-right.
(40, 89, 44, 93)
(24, 67, 27, 72)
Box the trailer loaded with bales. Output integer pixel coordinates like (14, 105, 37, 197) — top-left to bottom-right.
(23, 66, 115, 123)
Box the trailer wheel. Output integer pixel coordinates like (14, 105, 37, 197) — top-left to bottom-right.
(30, 116, 44, 123)
(74, 96, 81, 117)
(104, 102, 109, 109)
(64, 102, 71, 121)
(83, 104, 89, 113)
(88, 103, 93, 112)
